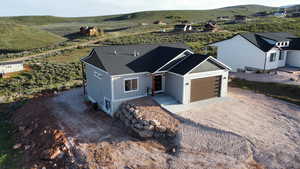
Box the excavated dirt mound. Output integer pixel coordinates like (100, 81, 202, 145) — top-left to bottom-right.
(11, 97, 82, 169)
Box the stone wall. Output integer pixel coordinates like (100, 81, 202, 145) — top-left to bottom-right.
(115, 103, 178, 139)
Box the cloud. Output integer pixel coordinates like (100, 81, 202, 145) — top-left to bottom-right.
(0, 0, 299, 17)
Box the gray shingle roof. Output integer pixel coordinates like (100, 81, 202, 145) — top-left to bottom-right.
(81, 43, 190, 75)
(169, 54, 210, 75)
(240, 32, 298, 52)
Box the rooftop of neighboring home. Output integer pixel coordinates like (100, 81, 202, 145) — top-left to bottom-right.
(0, 61, 23, 66)
(239, 32, 300, 52)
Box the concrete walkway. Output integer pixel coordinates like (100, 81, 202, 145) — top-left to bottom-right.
(153, 94, 231, 113)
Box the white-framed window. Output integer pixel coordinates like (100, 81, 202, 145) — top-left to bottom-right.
(94, 71, 102, 80)
(124, 78, 138, 92)
(269, 53, 277, 62)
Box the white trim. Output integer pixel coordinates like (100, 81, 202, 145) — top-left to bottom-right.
(82, 61, 109, 75)
(167, 71, 184, 77)
(208, 56, 232, 70)
(111, 76, 114, 100)
(113, 94, 147, 102)
(111, 72, 149, 78)
(188, 70, 227, 80)
(184, 56, 231, 76)
(123, 77, 139, 93)
(154, 49, 194, 73)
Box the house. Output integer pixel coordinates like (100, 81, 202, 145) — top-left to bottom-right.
(174, 24, 192, 32)
(217, 16, 230, 21)
(274, 10, 287, 17)
(210, 32, 300, 72)
(291, 12, 300, 17)
(234, 15, 247, 23)
(81, 43, 231, 116)
(80, 26, 99, 36)
(203, 21, 219, 32)
(0, 61, 24, 77)
(153, 20, 167, 25)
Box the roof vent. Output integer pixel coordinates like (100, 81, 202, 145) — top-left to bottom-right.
(114, 50, 117, 55)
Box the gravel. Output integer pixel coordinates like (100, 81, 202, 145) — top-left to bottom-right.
(177, 87, 300, 169)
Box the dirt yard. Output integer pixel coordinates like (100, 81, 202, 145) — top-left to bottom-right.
(177, 88, 300, 169)
(231, 70, 300, 85)
(10, 87, 300, 169)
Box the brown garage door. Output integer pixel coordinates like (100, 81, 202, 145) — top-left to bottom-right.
(190, 76, 221, 102)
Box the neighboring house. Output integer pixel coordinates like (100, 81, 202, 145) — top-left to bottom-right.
(81, 43, 231, 116)
(274, 10, 287, 17)
(291, 12, 300, 17)
(217, 16, 230, 21)
(153, 20, 167, 25)
(253, 11, 269, 17)
(234, 15, 247, 23)
(80, 26, 99, 36)
(210, 32, 300, 72)
(174, 24, 192, 32)
(203, 21, 219, 32)
(0, 61, 24, 77)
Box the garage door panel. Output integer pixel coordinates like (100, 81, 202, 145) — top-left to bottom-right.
(190, 76, 221, 102)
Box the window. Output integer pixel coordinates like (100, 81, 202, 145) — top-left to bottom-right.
(269, 53, 277, 62)
(104, 98, 111, 111)
(124, 78, 138, 92)
(94, 71, 102, 79)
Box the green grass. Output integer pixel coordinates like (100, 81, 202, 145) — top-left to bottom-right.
(230, 79, 300, 106)
(0, 106, 22, 169)
(45, 47, 92, 63)
(0, 22, 66, 52)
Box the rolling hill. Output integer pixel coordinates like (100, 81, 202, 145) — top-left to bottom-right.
(0, 5, 275, 25)
(0, 22, 66, 53)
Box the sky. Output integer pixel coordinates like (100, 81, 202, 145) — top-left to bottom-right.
(0, 0, 299, 17)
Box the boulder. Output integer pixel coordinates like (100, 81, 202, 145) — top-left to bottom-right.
(13, 144, 22, 149)
(156, 125, 167, 132)
(137, 130, 154, 138)
(150, 119, 160, 126)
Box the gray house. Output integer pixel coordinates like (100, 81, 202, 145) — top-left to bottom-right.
(81, 43, 231, 116)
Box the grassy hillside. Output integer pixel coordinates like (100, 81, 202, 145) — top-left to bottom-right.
(0, 22, 66, 53)
(0, 5, 274, 26)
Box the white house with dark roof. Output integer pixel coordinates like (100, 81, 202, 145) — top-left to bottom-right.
(210, 32, 300, 72)
(81, 43, 231, 116)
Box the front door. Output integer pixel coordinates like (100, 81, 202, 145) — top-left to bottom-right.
(153, 75, 163, 93)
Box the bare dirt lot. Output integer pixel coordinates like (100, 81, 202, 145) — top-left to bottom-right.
(178, 88, 300, 169)
(11, 87, 300, 169)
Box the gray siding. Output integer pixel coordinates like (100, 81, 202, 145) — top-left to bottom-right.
(165, 73, 184, 103)
(190, 59, 223, 74)
(112, 73, 151, 100)
(85, 64, 112, 113)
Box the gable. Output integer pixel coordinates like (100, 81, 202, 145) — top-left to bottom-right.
(189, 59, 224, 74)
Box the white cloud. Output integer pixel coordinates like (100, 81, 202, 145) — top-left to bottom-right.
(0, 0, 299, 17)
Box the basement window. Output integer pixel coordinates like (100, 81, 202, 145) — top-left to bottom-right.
(269, 53, 277, 62)
(124, 78, 138, 92)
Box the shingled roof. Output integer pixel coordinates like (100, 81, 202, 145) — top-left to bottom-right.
(81, 43, 190, 75)
(240, 32, 298, 52)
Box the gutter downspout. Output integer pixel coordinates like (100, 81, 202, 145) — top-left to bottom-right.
(263, 52, 267, 72)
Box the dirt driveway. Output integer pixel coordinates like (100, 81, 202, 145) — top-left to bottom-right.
(177, 88, 300, 169)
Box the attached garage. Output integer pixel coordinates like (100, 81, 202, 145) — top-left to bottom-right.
(167, 54, 231, 104)
(190, 76, 221, 102)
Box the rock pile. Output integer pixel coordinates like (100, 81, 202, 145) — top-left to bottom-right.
(115, 103, 177, 139)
